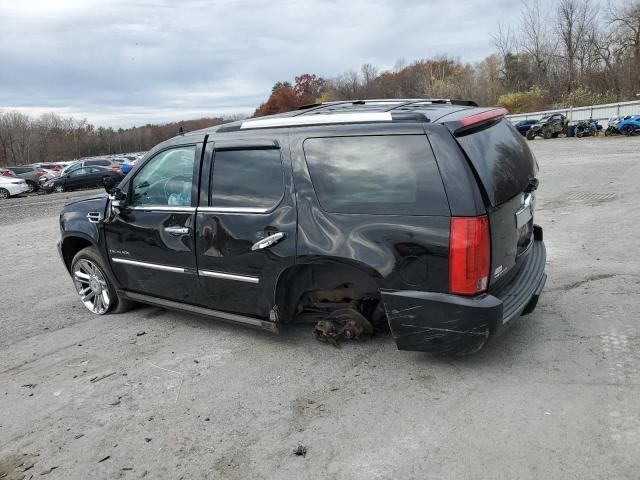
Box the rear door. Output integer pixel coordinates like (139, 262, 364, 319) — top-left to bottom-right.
(454, 119, 538, 291)
(194, 138, 297, 318)
(104, 143, 202, 303)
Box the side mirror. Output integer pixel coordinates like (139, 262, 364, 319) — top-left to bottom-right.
(103, 176, 122, 196)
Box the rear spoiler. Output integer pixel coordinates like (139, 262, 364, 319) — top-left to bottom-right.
(444, 108, 509, 135)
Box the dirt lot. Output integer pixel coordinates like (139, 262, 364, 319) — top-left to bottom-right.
(1, 137, 640, 479)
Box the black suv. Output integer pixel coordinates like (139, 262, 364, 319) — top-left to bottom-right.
(58, 99, 547, 354)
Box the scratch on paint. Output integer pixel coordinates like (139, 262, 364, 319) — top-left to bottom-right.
(390, 305, 424, 315)
(399, 324, 487, 337)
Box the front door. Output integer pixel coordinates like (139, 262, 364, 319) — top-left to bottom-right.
(104, 143, 202, 303)
(195, 138, 297, 318)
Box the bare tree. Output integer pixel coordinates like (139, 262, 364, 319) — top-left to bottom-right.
(556, 0, 597, 93)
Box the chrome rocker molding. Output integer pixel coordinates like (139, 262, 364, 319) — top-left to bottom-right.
(198, 270, 260, 284)
(123, 291, 278, 333)
(112, 257, 186, 273)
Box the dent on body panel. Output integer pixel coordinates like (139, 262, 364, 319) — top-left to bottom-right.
(297, 207, 450, 287)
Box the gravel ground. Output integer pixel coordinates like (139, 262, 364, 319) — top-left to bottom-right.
(1, 136, 639, 479)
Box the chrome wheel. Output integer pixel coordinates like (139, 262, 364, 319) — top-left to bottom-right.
(54, 185, 64, 193)
(72, 259, 111, 314)
(0, 188, 8, 200)
(26, 182, 36, 193)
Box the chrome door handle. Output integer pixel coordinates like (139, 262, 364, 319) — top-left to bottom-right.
(164, 226, 190, 236)
(251, 232, 286, 251)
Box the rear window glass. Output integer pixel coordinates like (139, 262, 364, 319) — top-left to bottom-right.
(303, 135, 449, 215)
(456, 119, 538, 206)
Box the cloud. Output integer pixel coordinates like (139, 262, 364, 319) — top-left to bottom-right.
(0, 0, 521, 127)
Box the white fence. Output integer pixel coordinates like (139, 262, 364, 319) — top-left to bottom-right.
(507, 100, 640, 125)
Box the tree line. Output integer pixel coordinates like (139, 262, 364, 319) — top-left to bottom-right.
(0, 112, 228, 166)
(3, 0, 638, 165)
(254, 0, 640, 116)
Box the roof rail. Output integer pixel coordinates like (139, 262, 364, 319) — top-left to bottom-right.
(240, 112, 393, 130)
(239, 111, 430, 130)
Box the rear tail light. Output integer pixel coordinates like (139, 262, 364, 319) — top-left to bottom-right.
(1, 170, 16, 177)
(449, 216, 491, 295)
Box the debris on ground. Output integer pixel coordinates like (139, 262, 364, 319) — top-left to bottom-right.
(74, 434, 84, 439)
(98, 456, 110, 463)
(314, 308, 373, 347)
(21, 384, 37, 388)
(89, 372, 116, 383)
(40, 466, 58, 475)
(0, 453, 37, 480)
(136, 332, 146, 336)
(293, 445, 307, 457)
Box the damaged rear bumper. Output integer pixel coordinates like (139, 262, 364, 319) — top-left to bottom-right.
(381, 236, 547, 354)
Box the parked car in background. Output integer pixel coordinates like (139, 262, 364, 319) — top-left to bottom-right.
(617, 115, 640, 136)
(57, 99, 546, 355)
(0, 175, 30, 199)
(514, 119, 538, 136)
(5, 166, 48, 192)
(605, 115, 626, 136)
(33, 163, 63, 172)
(43, 165, 124, 193)
(61, 158, 117, 176)
(120, 158, 140, 175)
(526, 113, 568, 140)
(1, 168, 18, 178)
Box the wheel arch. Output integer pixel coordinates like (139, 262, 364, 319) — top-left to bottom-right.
(60, 233, 97, 273)
(273, 257, 384, 323)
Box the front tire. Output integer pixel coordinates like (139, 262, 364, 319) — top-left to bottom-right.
(543, 128, 552, 139)
(526, 131, 535, 140)
(0, 188, 9, 200)
(26, 181, 38, 193)
(54, 184, 65, 193)
(71, 246, 134, 314)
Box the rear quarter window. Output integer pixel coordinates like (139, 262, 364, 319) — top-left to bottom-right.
(303, 135, 449, 216)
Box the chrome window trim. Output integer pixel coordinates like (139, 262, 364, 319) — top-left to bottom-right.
(128, 206, 196, 212)
(240, 112, 393, 129)
(197, 206, 270, 214)
(112, 257, 186, 273)
(198, 270, 260, 284)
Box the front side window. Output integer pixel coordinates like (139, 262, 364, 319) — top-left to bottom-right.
(131, 146, 196, 207)
(210, 149, 284, 210)
(303, 135, 449, 215)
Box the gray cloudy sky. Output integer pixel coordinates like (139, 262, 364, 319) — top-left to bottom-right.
(0, 0, 521, 127)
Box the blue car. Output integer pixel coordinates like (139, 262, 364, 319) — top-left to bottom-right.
(617, 115, 640, 136)
(514, 119, 538, 136)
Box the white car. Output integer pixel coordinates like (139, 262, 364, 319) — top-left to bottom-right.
(0, 176, 30, 199)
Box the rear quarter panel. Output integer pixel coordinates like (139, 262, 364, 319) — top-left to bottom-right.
(289, 124, 451, 292)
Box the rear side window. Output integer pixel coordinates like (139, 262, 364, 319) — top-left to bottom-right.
(456, 119, 538, 206)
(303, 135, 449, 215)
(211, 149, 284, 210)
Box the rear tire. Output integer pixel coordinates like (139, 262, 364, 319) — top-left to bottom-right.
(71, 246, 134, 314)
(543, 129, 552, 139)
(0, 188, 9, 200)
(26, 181, 37, 193)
